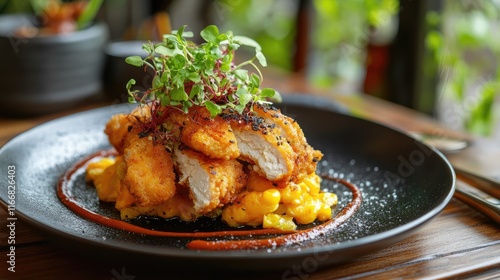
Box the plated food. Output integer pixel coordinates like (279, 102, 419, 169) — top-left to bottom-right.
(0, 96, 455, 265)
(73, 25, 359, 249)
(86, 101, 336, 228)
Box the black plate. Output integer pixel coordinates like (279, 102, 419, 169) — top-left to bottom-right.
(0, 95, 455, 272)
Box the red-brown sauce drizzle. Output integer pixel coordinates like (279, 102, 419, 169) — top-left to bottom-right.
(58, 150, 362, 250)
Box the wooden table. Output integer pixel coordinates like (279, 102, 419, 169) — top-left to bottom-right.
(1, 74, 499, 279)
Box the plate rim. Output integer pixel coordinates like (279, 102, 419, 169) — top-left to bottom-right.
(0, 95, 456, 265)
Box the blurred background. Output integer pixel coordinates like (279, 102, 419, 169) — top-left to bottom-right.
(1, 0, 499, 140)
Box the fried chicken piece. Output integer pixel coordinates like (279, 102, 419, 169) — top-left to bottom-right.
(104, 106, 151, 154)
(114, 158, 136, 209)
(252, 104, 323, 182)
(115, 180, 138, 210)
(167, 106, 239, 160)
(122, 127, 176, 207)
(222, 109, 295, 184)
(173, 147, 247, 214)
(104, 114, 133, 154)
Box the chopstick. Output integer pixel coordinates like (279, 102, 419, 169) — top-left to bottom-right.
(454, 167, 500, 198)
(453, 169, 500, 224)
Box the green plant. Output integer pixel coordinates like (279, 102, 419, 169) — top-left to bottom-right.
(76, 0, 103, 29)
(125, 25, 279, 118)
(216, 0, 399, 90)
(426, 0, 500, 136)
(0, 0, 31, 14)
(0, 0, 103, 33)
(311, 0, 399, 88)
(216, 0, 297, 70)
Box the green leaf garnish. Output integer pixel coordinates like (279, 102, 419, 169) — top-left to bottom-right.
(260, 88, 276, 98)
(125, 25, 279, 118)
(200, 25, 220, 43)
(256, 51, 267, 67)
(204, 100, 222, 116)
(233, 35, 262, 52)
(170, 87, 189, 101)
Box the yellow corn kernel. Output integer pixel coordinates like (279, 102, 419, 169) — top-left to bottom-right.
(300, 175, 321, 196)
(311, 173, 322, 185)
(222, 190, 281, 227)
(316, 203, 332, 221)
(263, 213, 297, 230)
(319, 192, 338, 207)
(263, 188, 281, 205)
(85, 157, 115, 182)
(286, 199, 319, 225)
(279, 184, 303, 205)
(273, 204, 288, 215)
(247, 171, 276, 192)
(93, 162, 122, 202)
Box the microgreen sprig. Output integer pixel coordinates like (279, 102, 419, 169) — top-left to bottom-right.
(125, 25, 280, 117)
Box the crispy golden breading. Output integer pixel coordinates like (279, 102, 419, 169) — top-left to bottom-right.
(253, 104, 323, 182)
(174, 147, 247, 213)
(113, 158, 136, 209)
(104, 114, 133, 154)
(104, 106, 151, 154)
(167, 107, 239, 160)
(122, 127, 176, 207)
(115, 177, 136, 209)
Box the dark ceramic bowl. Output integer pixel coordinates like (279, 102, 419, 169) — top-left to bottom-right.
(0, 14, 109, 116)
(103, 40, 153, 103)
